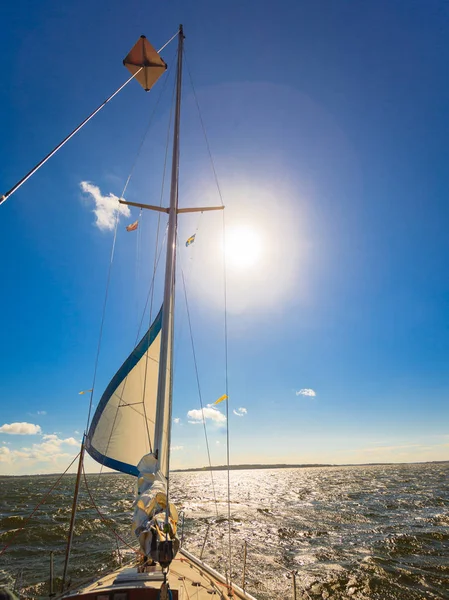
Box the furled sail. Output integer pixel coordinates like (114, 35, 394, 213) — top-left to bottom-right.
(86, 305, 170, 477)
(132, 453, 179, 565)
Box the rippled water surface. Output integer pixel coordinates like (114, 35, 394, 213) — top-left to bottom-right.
(1, 463, 448, 599)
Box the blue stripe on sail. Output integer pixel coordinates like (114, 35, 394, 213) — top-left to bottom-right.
(86, 305, 163, 477)
(86, 442, 140, 477)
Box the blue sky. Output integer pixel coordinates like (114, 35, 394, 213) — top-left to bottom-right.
(0, 0, 448, 475)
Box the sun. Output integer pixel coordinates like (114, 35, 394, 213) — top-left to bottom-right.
(225, 225, 263, 269)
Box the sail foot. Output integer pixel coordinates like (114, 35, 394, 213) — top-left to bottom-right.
(133, 453, 179, 567)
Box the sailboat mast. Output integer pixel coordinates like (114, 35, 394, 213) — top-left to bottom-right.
(153, 25, 184, 476)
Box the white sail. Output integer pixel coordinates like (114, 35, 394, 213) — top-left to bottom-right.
(86, 305, 171, 477)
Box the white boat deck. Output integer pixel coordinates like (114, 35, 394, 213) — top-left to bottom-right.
(61, 548, 258, 600)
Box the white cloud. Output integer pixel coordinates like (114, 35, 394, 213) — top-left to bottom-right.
(296, 388, 316, 397)
(233, 407, 247, 417)
(173, 418, 180, 424)
(62, 437, 79, 446)
(0, 447, 11, 462)
(80, 181, 130, 231)
(37, 411, 47, 415)
(0, 422, 42, 435)
(215, 440, 221, 445)
(0, 435, 81, 466)
(187, 406, 226, 425)
(74, 430, 80, 435)
(170, 445, 183, 451)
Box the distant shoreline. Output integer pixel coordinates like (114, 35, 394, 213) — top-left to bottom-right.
(172, 460, 449, 473)
(1, 460, 447, 477)
(173, 463, 334, 472)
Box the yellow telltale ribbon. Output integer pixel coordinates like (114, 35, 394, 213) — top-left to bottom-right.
(213, 394, 228, 405)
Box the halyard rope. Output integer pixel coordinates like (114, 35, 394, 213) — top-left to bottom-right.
(183, 45, 232, 585)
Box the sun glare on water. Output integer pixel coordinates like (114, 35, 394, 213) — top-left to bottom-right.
(225, 225, 263, 269)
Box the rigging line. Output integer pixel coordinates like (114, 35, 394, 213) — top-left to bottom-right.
(183, 48, 224, 207)
(172, 211, 203, 362)
(180, 265, 219, 519)
(0, 32, 179, 207)
(175, 252, 228, 570)
(91, 52, 177, 489)
(134, 210, 145, 445)
(158, 29, 180, 54)
(148, 48, 178, 327)
(121, 49, 175, 199)
(94, 225, 168, 477)
(84, 58, 172, 435)
(222, 208, 232, 585)
(82, 463, 140, 554)
(86, 51, 176, 463)
(164, 278, 176, 512)
(159, 29, 184, 523)
(134, 225, 168, 343)
(84, 204, 120, 436)
(183, 45, 232, 582)
(141, 50, 178, 453)
(0, 451, 80, 557)
(0, 69, 141, 206)
(135, 208, 142, 331)
(124, 47, 173, 339)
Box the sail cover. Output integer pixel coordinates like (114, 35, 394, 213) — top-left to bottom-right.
(86, 306, 170, 477)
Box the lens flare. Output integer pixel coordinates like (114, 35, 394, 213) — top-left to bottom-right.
(225, 225, 263, 269)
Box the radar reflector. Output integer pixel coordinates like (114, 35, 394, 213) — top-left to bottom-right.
(123, 35, 167, 91)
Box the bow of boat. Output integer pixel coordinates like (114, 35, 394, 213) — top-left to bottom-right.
(60, 548, 258, 600)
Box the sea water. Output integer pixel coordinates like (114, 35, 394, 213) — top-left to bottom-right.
(0, 463, 448, 599)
